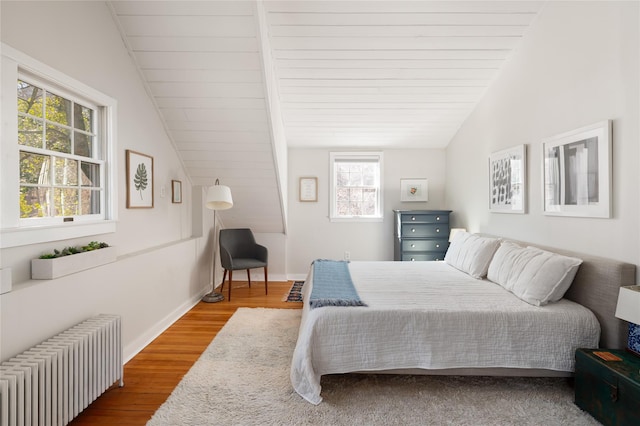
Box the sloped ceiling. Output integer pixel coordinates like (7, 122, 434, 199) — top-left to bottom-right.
(108, 1, 543, 233)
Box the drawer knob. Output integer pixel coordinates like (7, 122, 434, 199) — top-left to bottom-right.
(411, 244, 415, 248)
(411, 216, 416, 221)
(436, 244, 440, 248)
(411, 228, 416, 233)
(436, 216, 441, 221)
(436, 228, 440, 233)
(411, 258, 415, 261)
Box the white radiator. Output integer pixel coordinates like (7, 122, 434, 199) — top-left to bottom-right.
(0, 314, 123, 426)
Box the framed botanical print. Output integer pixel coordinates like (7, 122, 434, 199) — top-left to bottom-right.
(400, 178, 428, 202)
(126, 150, 154, 208)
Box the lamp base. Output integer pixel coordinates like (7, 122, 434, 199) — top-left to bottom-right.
(627, 322, 640, 356)
(202, 291, 224, 303)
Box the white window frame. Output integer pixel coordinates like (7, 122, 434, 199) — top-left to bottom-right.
(1, 44, 117, 248)
(329, 151, 384, 222)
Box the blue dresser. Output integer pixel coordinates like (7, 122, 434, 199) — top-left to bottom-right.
(393, 210, 451, 261)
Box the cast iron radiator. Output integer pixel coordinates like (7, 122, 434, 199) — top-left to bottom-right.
(0, 314, 123, 425)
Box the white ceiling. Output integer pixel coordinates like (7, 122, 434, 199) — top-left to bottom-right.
(108, 1, 543, 233)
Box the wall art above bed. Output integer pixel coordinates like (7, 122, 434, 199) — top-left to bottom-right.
(542, 120, 611, 218)
(489, 144, 526, 214)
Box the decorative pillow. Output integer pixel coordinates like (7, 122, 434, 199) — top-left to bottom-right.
(444, 232, 501, 279)
(487, 242, 583, 306)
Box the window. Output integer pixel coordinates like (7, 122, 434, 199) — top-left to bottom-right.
(1, 45, 117, 248)
(330, 152, 383, 221)
(18, 78, 103, 222)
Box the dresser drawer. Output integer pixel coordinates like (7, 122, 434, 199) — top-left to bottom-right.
(400, 213, 449, 225)
(401, 253, 445, 262)
(401, 239, 448, 252)
(401, 224, 447, 238)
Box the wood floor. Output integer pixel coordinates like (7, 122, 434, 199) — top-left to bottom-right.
(69, 281, 301, 426)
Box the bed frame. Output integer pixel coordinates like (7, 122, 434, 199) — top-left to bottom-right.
(366, 238, 636, 378)
(525, 241, 636, 349)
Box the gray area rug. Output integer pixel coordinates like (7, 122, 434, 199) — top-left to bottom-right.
(147, 308, 598, 425)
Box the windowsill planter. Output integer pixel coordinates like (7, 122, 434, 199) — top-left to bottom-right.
(31, 246, 117, 280)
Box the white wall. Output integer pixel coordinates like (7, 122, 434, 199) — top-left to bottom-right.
(445, 1, 639, 267)
(0, 1, 211, 361)
(287, 148, 446, 278)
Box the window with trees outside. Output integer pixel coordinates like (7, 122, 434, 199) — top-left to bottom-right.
(1, 45, 117, 248)
(18, 78, 103, 221)
(329, 152, 383, 221)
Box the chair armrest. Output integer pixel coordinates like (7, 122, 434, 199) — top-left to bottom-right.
(255, 244, 268, 263)
(219, 245, 233, 269)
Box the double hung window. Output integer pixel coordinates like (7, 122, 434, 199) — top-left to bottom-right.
(1, 45, 116, 248)
(18, 78, 103, 222)
(329, 152, 383, 221)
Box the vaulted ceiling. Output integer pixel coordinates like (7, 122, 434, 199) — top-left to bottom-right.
(108, 1, 543, 233)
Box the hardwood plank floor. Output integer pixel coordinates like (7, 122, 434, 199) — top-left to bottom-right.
(69, 281, 301, 425)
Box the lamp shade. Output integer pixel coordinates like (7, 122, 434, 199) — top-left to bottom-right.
(206, 183, 233, 211)
(615, 285, 640, 324)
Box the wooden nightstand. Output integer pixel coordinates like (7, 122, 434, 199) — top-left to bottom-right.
(575, 348, 640, 426)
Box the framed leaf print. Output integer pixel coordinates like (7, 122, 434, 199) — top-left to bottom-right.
(126, 150, 154, 208)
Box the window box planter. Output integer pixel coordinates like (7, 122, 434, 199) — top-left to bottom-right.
(31, 246, 117, 280)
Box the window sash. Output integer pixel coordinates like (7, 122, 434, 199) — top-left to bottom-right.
(17, 76, 106, 224)
(330, 152, 383, 221)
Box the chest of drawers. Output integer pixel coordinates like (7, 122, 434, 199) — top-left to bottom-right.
(393, 210, 451, 261)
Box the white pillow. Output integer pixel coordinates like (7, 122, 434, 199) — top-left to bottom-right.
(487, 242, 583, 306)
(444, 232, 501, 279)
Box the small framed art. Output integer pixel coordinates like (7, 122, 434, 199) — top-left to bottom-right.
(172, 180, 182, 204)
(126, 150, 154, 208)
(542, 120, 611, 218)
(489, 144, 527, 214)
(400, 179, 428, 202)
(299, 177, 318, 202)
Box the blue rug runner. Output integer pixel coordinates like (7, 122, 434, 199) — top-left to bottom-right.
(285, 281, 304, 302)
(309, 259, 366, 309)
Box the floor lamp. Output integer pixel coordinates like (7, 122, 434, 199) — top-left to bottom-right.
(202, 179, 233, 303)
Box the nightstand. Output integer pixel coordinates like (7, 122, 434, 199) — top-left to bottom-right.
(575, 348, 640, 426)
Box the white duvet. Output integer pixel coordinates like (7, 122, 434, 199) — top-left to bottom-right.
(290, 261, 600, 404)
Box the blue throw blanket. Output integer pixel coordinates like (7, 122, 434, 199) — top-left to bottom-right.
(309, 259, 367, 309)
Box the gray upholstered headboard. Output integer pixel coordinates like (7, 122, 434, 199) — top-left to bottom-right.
(500, 238, 636, 349)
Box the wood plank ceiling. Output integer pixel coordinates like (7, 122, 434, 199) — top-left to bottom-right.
(109, 1, 542, 233)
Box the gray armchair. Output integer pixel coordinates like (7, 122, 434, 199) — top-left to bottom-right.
(219, 228, 268, 301)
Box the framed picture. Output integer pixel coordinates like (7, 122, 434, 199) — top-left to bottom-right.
(489, 144, 527, 214)
(542, 121, 611, 218)
(126, 150, 154, 208)
(172, 180, 182, 204)
(400, 178, 428, 202)
(299, 177, 318, 202)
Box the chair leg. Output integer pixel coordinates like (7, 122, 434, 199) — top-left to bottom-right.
(220, 269, 228, 293)
(264, 266, 268, 295)
(228, 270, 233, 301)
(247, 270, 251, 288)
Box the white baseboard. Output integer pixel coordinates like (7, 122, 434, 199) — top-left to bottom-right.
(123, 289, 206, 363)
(287, 274, 308, 281)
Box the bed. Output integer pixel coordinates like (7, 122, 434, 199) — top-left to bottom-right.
(290, 233, 636, 404)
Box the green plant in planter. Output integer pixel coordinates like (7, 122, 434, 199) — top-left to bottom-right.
(39, 241, 110, 259)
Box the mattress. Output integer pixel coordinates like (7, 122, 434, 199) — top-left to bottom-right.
(291, 260, 600, 404)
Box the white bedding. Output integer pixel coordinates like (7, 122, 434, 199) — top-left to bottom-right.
(290, 261, 600, 404)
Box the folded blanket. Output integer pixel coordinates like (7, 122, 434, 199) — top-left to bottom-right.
(309, 259, 367, 309)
